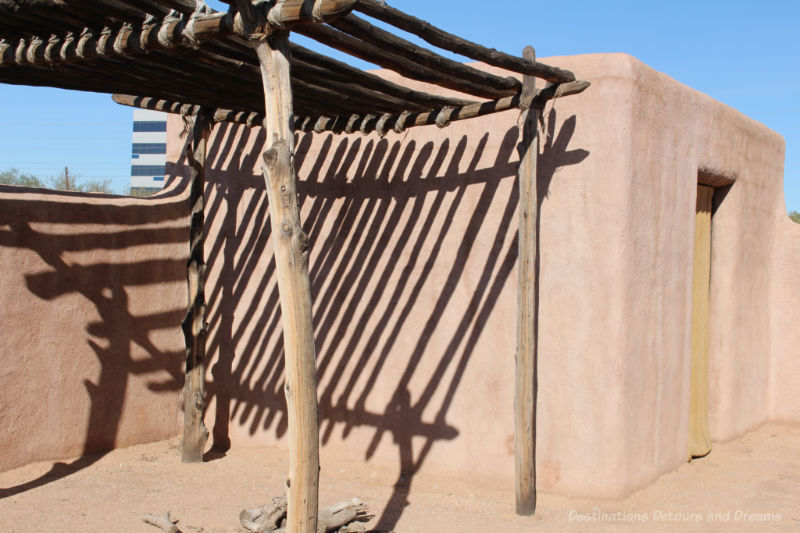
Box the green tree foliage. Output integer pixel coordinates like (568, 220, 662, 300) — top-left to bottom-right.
(82, 179, 114, 193)
(790, 211, 800, 224)
(1, 167, 113, 193)
(0, 168, 47, 188)
(51, 169, 113, 193)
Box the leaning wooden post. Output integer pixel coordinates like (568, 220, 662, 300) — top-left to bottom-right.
(182, 108, 214, 463)
(253, 32, 320, 533)
(514, 45, 539, 515)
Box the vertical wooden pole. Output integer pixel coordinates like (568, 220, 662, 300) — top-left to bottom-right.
(182, 109, 213, 463)
(253, 32, 320, 533)
(515, 45, 538, 516)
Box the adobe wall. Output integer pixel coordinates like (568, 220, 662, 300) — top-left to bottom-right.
(0, 185, 186, 473)
(1, 52, 795, 501)
(167, 52, 798, 500)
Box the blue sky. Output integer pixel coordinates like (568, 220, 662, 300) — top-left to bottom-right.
(0, 0, 797, 211)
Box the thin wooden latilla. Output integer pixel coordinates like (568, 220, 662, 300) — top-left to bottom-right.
(514, 45, 539, 516)
(182, 108, 213, 463)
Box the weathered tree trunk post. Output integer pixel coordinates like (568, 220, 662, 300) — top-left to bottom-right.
(515, 45, 539, 516)
(182, 108, 213, 463)
(253, 32, 320, 533)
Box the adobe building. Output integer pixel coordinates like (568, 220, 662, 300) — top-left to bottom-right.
(169, 52, 800, 499)
(2, 49, 797, 503)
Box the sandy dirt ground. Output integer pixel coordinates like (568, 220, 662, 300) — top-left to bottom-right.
(0, 423, 798, 533)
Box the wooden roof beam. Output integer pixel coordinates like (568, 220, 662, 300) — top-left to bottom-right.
(1, 35, 402, 117)
(354, 0, 576, 84)
(295, 22, 510, 100)
(313, 80, 591, 135)
(156, 42, 432, 115)
(0, 12, 229, 67)
(0, 0, 359, 68)
(292, 74, 427, 114)
(198, 35, 479, 111)
(112, 79, 589, 133)
(329, 14, 521, 95)
(0, 62, 237, 110)
(231, 0, 356, 38)
(0, 0, 186, 41)
(158, 39, 450, 115)
(291, 44, 477, 110)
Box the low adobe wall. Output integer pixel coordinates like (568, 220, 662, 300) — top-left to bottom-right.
(171, 52, 799, 500)
(0, 185, 186, 473)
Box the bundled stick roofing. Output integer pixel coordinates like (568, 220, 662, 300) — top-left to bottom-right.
(0, 0, 588, 133)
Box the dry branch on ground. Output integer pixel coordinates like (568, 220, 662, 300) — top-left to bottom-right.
(142, 511, 179, 533)
(143, 496, 371, 533)
(240, 495, 372, 533)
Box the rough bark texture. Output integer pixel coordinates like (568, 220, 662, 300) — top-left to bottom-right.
(514, 45, 539, 516)
(181, 109, 213, 463)
(253, 32, 320, 533)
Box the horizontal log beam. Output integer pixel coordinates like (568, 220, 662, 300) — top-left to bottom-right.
(259, 0, 357, 27)
(232, 0, 356, 38)
(113, 93, 269, 127)
(310, 80, 590, 134)
(112, 80, 589, 132)
(329, 14, 520, 95)
(295, 22, 508, 100)
(354, 0, 575, 83)
(292, 44, 476, 110)
(292, 74, 424, 114)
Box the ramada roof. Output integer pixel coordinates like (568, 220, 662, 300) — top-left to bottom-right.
(0, 0, 588, 132)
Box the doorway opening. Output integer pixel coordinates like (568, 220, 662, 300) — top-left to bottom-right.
(688, 184, 714, 459)
(688, 169, 735, 460)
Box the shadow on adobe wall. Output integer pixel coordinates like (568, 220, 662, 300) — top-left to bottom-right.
(0, 165, 192, 498)
(191, 107, 588, 529)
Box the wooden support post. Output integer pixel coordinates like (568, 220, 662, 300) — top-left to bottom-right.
(514, 45, 539, 516)
(181, 108, 213, 463)
(253, 32, 320, 533)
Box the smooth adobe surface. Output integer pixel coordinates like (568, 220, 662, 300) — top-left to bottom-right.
(0, 185, 186, 472)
